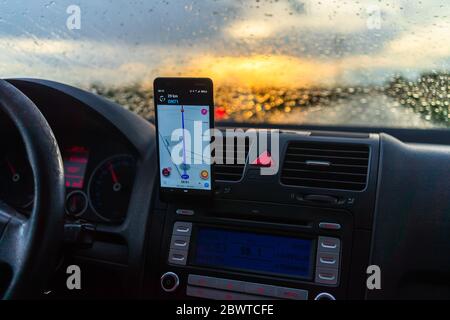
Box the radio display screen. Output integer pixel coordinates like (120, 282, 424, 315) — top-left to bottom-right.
(193, 227, 314, 280)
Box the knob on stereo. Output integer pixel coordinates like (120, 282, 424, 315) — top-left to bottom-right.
(161, 272, 180, 292)
(314, 292, 336, 300)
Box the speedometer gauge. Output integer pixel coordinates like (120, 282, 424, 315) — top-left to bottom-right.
(88, 155, 136, 222)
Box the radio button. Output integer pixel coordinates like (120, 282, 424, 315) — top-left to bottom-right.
(316, 252, 340, 268)
(186, 286, 215, 299)
(161, 272, 179, 292)
(218, 291, 270, 300)
(315, 267, 339, 285)
(318, 236, 340, 253)
(170, 235, 190, 250)
(188, 274, 218, 288)
(176, 209, 194, 216)
(275, 287, 308, 300)
(215, 278, 245, 292)
(186, 286, 270, 300)
(318, 222, 342, 230)
(315, 292, 336, 300)
(244, 283, 277, 297)
(168, 249, 188, 265)
(173, 222, 192, 236)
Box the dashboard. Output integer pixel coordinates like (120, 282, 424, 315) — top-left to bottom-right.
(0, 101, 138, 225)
(2, 78, 450, 300)
(1, 140, 137, 224)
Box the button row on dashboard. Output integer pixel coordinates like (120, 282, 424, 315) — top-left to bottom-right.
(315, 236, 341, 285)
(168, 222, 192, 266)
(187, 274, 308, 300)
(187, 286, 272, 300)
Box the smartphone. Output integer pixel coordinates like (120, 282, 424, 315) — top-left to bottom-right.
(154, 77, 214, 200)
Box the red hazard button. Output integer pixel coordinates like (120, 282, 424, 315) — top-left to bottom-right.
(251, 151, 273, 167)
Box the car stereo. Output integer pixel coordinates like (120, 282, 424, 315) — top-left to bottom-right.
(156, 201, 350, 301)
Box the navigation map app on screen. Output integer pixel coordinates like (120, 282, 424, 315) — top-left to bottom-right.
(157, 103, 212, 191)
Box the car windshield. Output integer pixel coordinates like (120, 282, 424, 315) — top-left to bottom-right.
(1, 0, 449, 128)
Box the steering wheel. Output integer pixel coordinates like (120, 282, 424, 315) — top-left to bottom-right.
(0, 79, 65, 299)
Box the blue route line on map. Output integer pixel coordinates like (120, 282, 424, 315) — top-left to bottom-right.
(181, 105, 187, 178)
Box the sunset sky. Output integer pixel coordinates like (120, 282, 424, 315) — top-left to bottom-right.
(0, 0, 449, 88)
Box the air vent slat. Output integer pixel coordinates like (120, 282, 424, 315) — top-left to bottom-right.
(281, 141, 369, 191)
(216, 164, 246, 169)
(219, 157, 247, 163)
(290, 146, 369, 154)
(289, 146, 369, 155)
(286, 153, 368, 160)
(282, 168, 367, 179)
(215, 172, 243, 178)
(282, 176, 366, 186)
(214, 135, 250, 182)
(287, 149, 369, 158)
(284, 160, 368, 169)
(285, 153, 368, 163)
(284, 155, 368, 166)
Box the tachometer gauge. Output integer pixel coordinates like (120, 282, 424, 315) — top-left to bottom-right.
(88, 155, 136, 222)
(0, 153, 34, 209)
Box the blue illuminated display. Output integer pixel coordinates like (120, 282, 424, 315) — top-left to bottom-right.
(194, 228, 314, 279)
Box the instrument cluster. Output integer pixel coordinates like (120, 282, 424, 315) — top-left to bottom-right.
(63, 142, 137, 223)
(0, 139, 137, 224)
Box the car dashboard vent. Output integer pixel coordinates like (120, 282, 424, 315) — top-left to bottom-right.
(281, 141, 370, 191)
(214, 136, 250, 182)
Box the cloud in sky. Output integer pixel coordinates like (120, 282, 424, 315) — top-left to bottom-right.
(225, 0, 371, 39)
(0, 0, 449, 87)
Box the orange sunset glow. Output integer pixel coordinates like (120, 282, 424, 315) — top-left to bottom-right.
(155, 55, 340, 89)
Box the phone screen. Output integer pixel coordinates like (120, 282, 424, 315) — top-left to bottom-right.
(154, 78, 214, 198)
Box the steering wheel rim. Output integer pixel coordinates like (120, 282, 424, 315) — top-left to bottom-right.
(0, 79, 65, 299)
